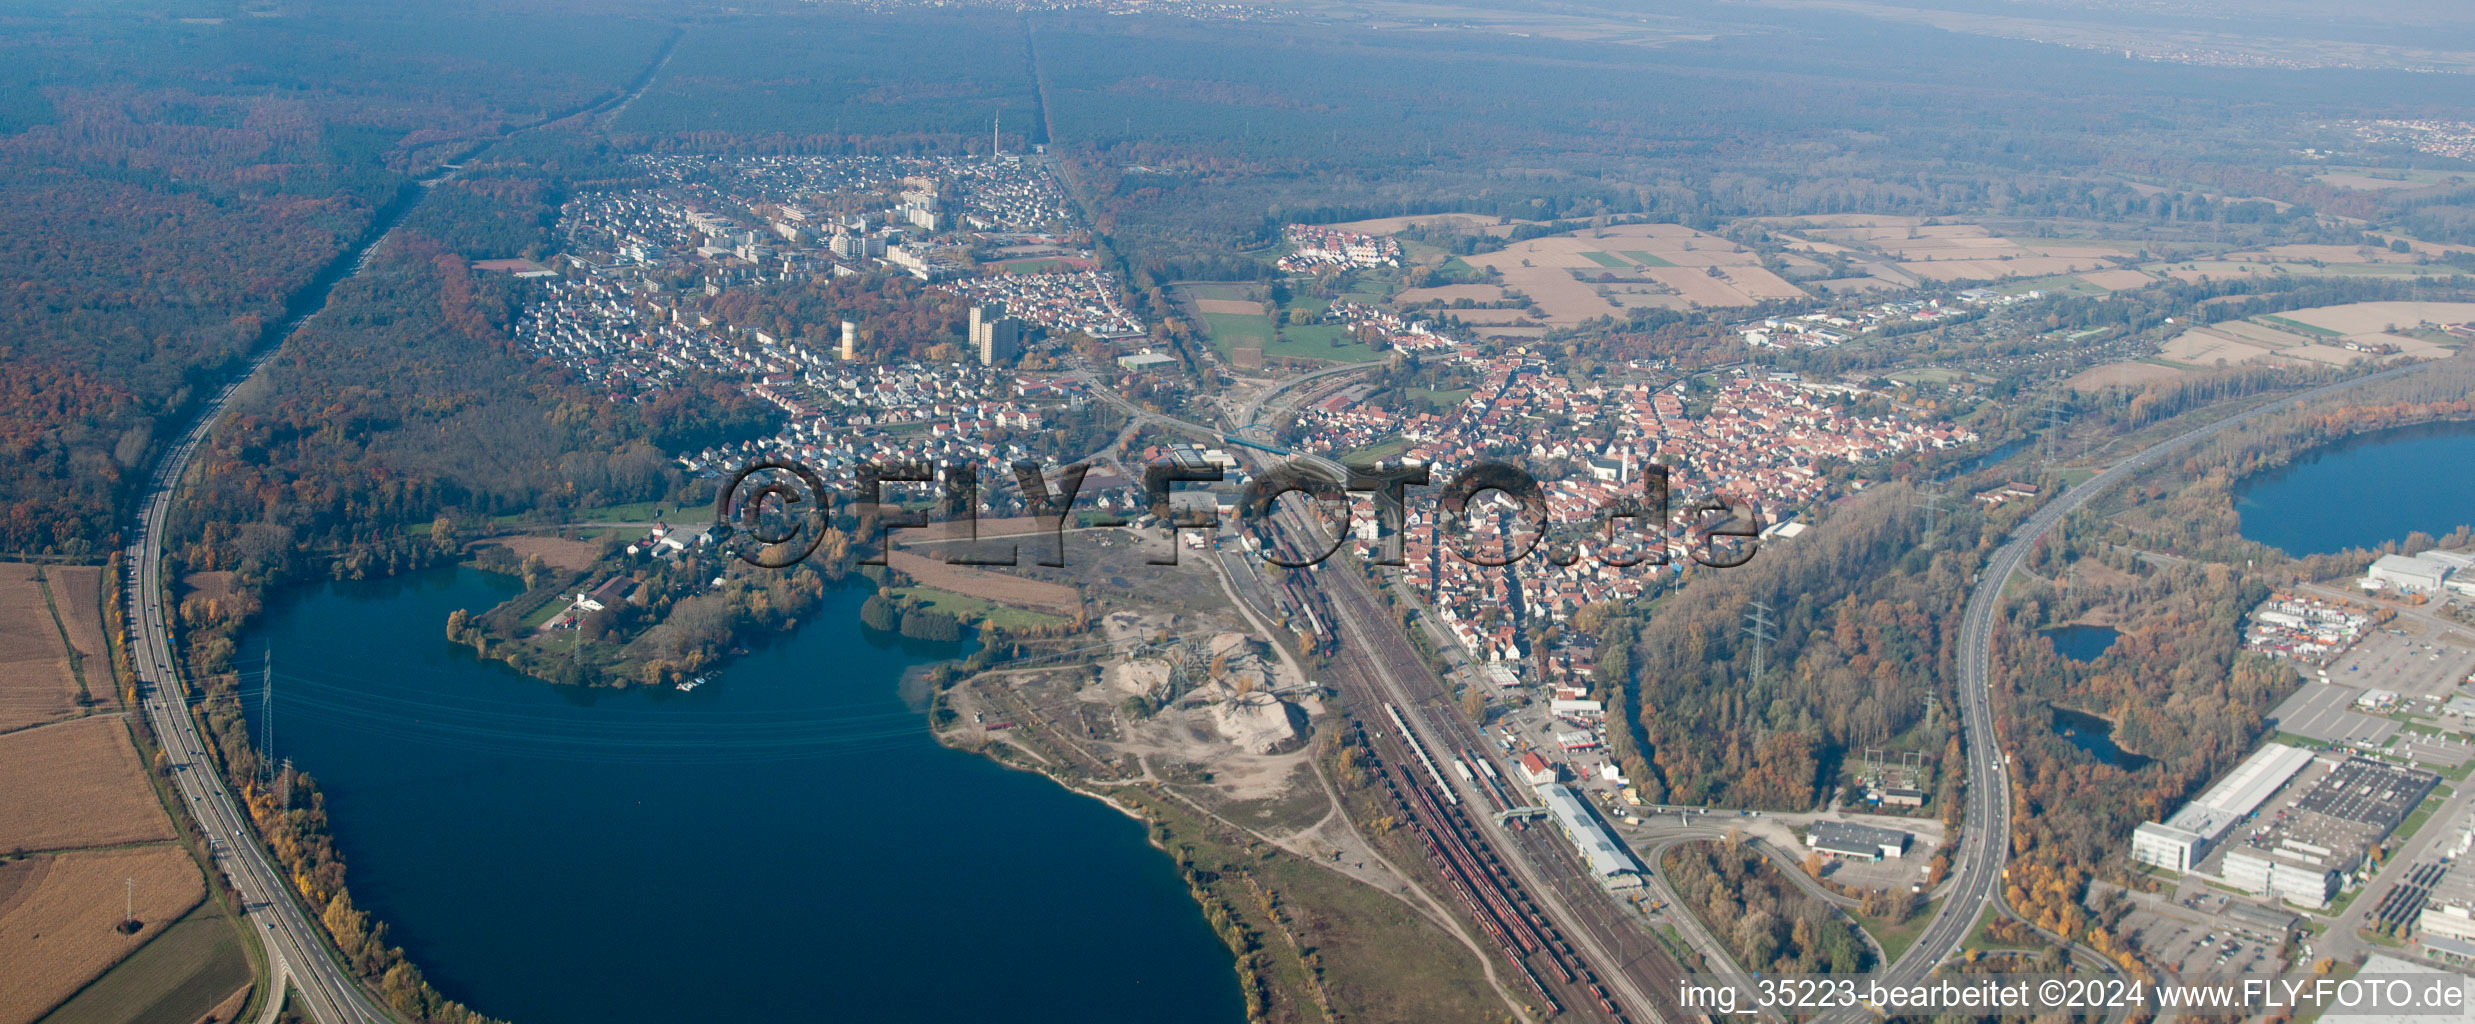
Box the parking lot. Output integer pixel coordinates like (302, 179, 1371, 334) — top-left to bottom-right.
(2122, 892, 2292, 978)
(2330, 626, 2475, 703)
(2269, 681, 2400, 745)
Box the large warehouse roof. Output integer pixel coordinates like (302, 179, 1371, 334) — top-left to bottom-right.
(2162, 743, 2316, 842)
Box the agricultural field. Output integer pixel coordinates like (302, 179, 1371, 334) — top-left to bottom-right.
(1775, 214, 2130, 283)
(2273, 300, 2475, 337)
(2145, 242, 2472, 284)
(36, 902, 251, 1024)
(0, 562, 214, 1024)
(2065, 359, 2197, 391)
(2306, 166, 2469, 191)
(2076, 300, 2473, 385)
(491, 535, 601, 572)
(1184, 283, 1384, 363)
(0, 847, 205, 1024)
(2074, 269, 2160, 292)
(0, 718, 177, 851)
(0, 565, 91, 731)
(1436, 223, 1806, 327)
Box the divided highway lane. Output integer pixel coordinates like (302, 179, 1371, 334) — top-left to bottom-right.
(1827, 359, 2434, 1020)
(126, 357, 396, 1024)
(114, 40, 687, 1024)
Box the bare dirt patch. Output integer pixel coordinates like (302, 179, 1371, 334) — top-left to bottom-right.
(1777, 217, 2126, 283)
(196, 984, 251, 1024)
(2160, 327, 2272, 366)
(2226, 244, 2415, 264)
(1194, 298, 1264, 316)
(883, 550, 1082, 617)
(0, 717, 176, 851)
(176, 572, 234, 604)
(2068, 361, 2191, 390)
(1455, 223, 1799, 323)
(0, 658, 79, 733)
(0, 566, 61, 663)
(0, 846, 203, 1024)
(45, 567, 108, 677)
(492, 535, 600, 572)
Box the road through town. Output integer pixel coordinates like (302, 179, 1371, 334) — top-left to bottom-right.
(1824, 359, 2432, 1021)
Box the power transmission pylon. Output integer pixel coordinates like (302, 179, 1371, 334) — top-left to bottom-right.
(1916, 489, 1947, 544)
(2038, 393, 2072, 464)
(258, 653, 273, 787)
(278, 757, 294, 809)
(1742, 600, 1778, 682)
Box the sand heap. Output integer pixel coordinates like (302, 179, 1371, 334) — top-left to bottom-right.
(1107, 658, 1172, 699)
(1202, 634, 1303, 752)
(1214, 691, 1306, 754)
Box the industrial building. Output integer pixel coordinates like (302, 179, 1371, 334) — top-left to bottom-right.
(2222, 842, 2356, 908)
(1805, 821, 1910, 861)
(2364, 551, 2475, 597)
(2132, 743, 2316, 873)
(1535, 784, 1643, 886)
(2217, 756, 2437, 908)
(2421, 819, 2475, 946)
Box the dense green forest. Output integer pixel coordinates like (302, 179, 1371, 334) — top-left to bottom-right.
(0, 2, 672, 556)
(613, 13, 1042, 149)
(1595, 483, 1990, 810)
(165, 148, 771, 585)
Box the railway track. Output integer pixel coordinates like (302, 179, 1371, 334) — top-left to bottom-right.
(1304, 551, 1696, 1023)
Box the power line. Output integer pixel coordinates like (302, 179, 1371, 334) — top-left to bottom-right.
(2038, 392, 2072, 464)
(258, 651, 273, 787)
(1742, 599, 1778, 682)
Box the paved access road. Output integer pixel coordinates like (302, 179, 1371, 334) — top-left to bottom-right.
(1824, 360, 2432, 1021)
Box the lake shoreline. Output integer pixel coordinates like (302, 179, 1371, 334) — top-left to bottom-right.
(236, 566, 1247, 1024)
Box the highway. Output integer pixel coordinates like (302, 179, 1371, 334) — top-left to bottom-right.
(124, 350, 397, 1024)
(1827, 358, 2434, 1018)
(111, 39, 684, 1024)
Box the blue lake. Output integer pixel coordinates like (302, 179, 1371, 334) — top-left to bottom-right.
(2051, 707, 2152, 770)
(242, 567, 1242, 1024)
(2042, 623, 2120, 663)
(2235, 419, 2475, 556)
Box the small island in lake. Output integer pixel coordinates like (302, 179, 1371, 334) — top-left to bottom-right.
(446, 521, 837, 687)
